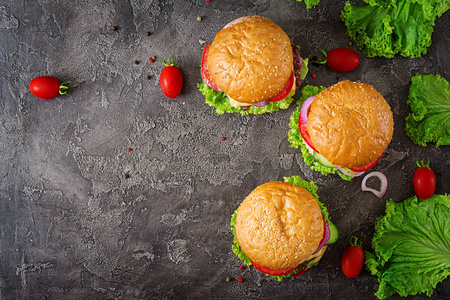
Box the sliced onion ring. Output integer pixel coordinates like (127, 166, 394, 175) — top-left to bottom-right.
(300, 95, 315, 123)
(312, 220, 330, 255)
(336, 165, 365, 177)
(361, 171, 388, 198)
(252, 101, 268, 107)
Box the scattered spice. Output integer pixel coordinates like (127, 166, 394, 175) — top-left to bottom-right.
(149, 56, 156, 63)
(124, 174, 130, 179)
(128, 147, 133, 152)
(112, 26, 118, 31)
(146, 31, 151, 36)
(238, 278, 243, 283)
(239, 266, 244, 270)
(349, 41, 353, 46)
(146, 75, 151, 80)
(312, 73, 316, 78)
(221, 137, 226, 141)
(134, 60, 140, 65)
(226, 277, 231, 282)
(197, 16, 202, 22)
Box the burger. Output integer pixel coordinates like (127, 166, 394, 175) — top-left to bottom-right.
(288, 81, 394, 180)
(231, 177, 337, 280)
(198, 16, 308, 115)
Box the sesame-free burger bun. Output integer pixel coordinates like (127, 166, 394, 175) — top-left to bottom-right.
(207, 16, 293, 104)
(235, 181, 324, 270)
(307, 81, 394, 168)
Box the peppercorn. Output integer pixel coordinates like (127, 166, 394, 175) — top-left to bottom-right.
(146, 75, 151, 80)
(221, 137, 226, 141)
(124, 174, 130, 178)
(311, 73, 316, 78)
(238, 278, 243, 283)
(112, 26, 118, 31)
(128, 148, 133, 152)
(134, 60, 140, 65)
(226, 277, 231, 282)
(197, 16, 202, 22)
(349, 41, 353, 46)
(146, 31, 151, 36)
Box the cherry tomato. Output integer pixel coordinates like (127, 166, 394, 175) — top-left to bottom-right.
(249, 259, 297, 276)
(413, 161, 436, 199)
(319, 48, 360, 72)
(341, 236, 364, 278)
(160, 58, 183, 98)
(30, 76, 68, 99)
(348, 155, 382, 172)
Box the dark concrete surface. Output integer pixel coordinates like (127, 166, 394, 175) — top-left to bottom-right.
(0, 0, 449, 299)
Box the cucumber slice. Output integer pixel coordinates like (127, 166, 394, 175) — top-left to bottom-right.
(313, 151, 336, 168)
(327, 220, 339, 245)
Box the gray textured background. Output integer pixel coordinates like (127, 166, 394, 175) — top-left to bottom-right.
(0, 1, 449, 299)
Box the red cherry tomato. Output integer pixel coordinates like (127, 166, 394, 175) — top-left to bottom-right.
(200, 44, 222, 92)
(160, 58, 183, 98)
(341, 236, 364, 278)
(266, 71, 294, 102)
(30, 76, 68, 99)
(348, 155, 382, 172)
(413, 161, 436, 199)
(249, 259, 297, 276)
(320, 48, 360, 72)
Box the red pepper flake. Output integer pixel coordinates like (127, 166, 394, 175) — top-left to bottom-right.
(238, 278, 243, 283)
(221, 137, 226, 141)
(239, 266, 244, 270)
(312, 73, 316, 78)
(146, 31, 151, 36)
(128, 147, 133, 152)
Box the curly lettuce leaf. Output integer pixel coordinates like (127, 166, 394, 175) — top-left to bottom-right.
(405, 74, 450, 147)
(230, 177, 328, 281)
(341, 0, 450, 58)
(365, 194, 450, 299)
(288, 85, 354, 181)
(296, 0, 320, 9)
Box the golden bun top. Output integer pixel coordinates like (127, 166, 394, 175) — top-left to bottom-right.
(235, 181, 324, 270)
(307, 81, 394, 168)
(207, 16, 293, 104)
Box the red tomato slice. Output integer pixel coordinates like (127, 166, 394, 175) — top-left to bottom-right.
(200, 44, 222, 92)
(266, 71, 294, 102)
(249, 259, 297, 276)
(348, 155, 382, 172)
(291, 268, 306, 277)
(298, 115, 318, 153)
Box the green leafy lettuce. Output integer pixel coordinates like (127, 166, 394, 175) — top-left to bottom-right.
(341, 0, 450, 58)
(365, 194, 450, 299)
(405, 74, 450, 147)
(296, 0, 320, 9)
(288, 85, 354, 181)
(230, 176, 328, 281)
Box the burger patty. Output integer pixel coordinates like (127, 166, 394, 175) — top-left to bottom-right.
(291, 40, 304, 88)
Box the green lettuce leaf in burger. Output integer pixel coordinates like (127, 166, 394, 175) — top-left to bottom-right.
(289, 81, 394, 180)
(198, 15, 308, 116)
(230, 176, 338, 281)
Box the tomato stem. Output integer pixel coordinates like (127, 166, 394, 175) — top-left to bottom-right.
(59, 82, 69, 95)
(416, 159, 430, 168)
(348, 236, 362, 247)
(317, 48, 328, 65)
(160, 57, 179, 67)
